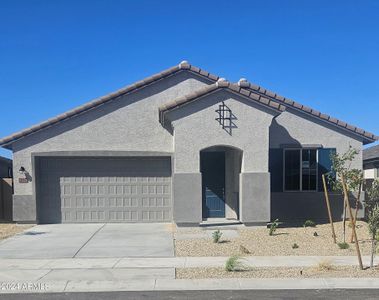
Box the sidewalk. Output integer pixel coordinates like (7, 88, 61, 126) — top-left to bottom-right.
(0, 256, 377, 294)
(0, 255, 376, 270)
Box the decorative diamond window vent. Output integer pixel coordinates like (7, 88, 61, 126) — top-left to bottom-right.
(215, 102, 231, 129)
(215, 102, 236, 135)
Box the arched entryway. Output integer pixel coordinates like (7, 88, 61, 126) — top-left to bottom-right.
(200, 146, 242, 220)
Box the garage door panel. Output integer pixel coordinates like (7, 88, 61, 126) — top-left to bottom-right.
(37, 157, 172, 223)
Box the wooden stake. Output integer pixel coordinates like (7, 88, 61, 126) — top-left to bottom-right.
(322, 174, 336, 243)
(341, 174, 364, 270)
(350, 182, 362, 243)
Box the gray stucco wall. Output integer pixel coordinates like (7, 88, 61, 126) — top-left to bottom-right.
(271, 192, 364, 222)
(173, 173, 202, 225)
(11, 71, 211, 222)
(240, 172, 271, 224)
(270, 109, 363, 169)
(168, 90, 279, 224)
(169, 90, 279, 173)
(12, 72, 210, 196)
(269, 108, 364, 221)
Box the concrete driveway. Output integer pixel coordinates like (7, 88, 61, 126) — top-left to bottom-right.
(0, 223, 174, 259)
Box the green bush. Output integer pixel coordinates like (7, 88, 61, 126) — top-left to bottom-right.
(337, 242, 349, 249)
(225, 255, 246, 272)
(292, 243, 299, 249)
(212, 230, 222, 243)
(303, 220, 316, 228)
(269, 219, 279, 236)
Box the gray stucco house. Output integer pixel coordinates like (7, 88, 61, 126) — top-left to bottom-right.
(0, 61, 377, 225)
(363, 144, 379, 180)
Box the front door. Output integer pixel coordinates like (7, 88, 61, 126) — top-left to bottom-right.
(201, 152, 225, 218)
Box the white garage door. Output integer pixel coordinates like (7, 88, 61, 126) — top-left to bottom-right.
(37, 157, 172, 223)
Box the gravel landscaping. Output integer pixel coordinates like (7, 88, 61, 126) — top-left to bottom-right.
(176, 266, 379, 279)
(175, 221, 375, 256)
(0, 223, 33, 240)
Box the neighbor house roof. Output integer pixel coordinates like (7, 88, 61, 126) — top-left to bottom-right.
(237, 79, 378, 144)
(0, 61, 377, 148)
(363, 144, 379, 161)
(0, 61, 219, 149)
(159, 79, 286, 124)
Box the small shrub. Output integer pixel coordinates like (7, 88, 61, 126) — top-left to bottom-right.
(269, 219, 279, 236)
(313, 231, 318, 237)
(239, 245, 251, 254)
(338, 242, 350, 249)
(225, 255, 246, 272)
(212, 230, 222, 243)
(317, 260, 334, 271)
(292, 243, 299, 249)
(303, 220, 316, 228)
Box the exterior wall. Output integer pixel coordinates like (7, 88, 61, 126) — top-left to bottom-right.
(173, 173, 202, 225)
(270, 109, 363, 168)
(11, 72, 210, 222)
(240, 172, 270, 224)
(169, 90, 278, 224)
(170, 90, 278, 173)
(271, 192, 364, 221)
(270, 109, 365, 221)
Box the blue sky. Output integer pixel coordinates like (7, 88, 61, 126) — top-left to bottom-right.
(1, 0, 378, 158)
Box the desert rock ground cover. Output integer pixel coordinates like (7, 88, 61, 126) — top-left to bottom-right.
(176, 265, 379, 279)
(0, 223, 33, 240)
(175, 221, 375, 256)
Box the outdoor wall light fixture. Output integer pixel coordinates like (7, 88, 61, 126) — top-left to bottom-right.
(18, 166, 28, 183)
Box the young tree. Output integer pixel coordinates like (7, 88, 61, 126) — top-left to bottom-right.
(366, 179, 379, 268)
(368, 205, 379, 268)
(327, 146, 364, 242)
(366, 179, 379, 211)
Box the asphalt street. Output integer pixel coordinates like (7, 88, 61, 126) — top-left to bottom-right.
(1, 289, 379, 300)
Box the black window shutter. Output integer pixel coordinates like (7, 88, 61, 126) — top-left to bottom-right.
(269, 148, 283, 192)
(318, 148, 336, 191)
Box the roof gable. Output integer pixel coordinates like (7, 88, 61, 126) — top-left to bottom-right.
(159, 79, 286, 126)
(0, 61, 219, 149)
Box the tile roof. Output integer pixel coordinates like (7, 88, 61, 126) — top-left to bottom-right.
(237, 79, 378, 144)
(159, 79, 286, 124)
(0, 61, 377, 148)
(363, 144, 379, 161)
(0, 61, 220, 148)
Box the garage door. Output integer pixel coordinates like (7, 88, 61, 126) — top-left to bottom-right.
(36, 157, 172, 223)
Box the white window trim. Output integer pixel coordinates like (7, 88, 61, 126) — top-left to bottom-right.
(283, 148, 319, 192)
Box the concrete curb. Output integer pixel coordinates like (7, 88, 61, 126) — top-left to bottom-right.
(1, 278, 379, 294)
(0, 256, 377, 270)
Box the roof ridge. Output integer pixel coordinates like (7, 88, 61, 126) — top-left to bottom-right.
(236, 78, 379, 143)
(0, 61, 220, 148)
